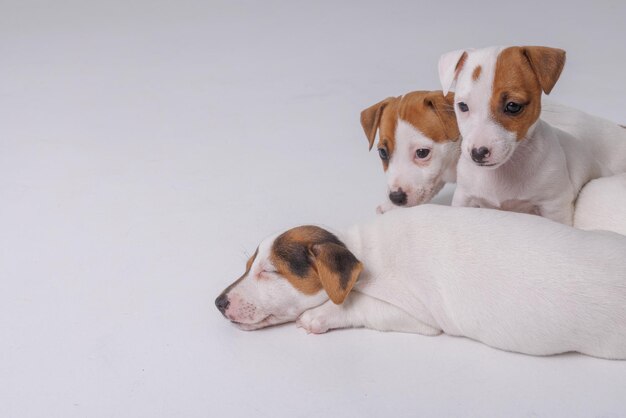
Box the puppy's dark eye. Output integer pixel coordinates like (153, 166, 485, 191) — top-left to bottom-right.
(378, 148, 389, 160)
(504, 102, 523, 114)
(415, 148, 430, 159)
(457, 102, 469, 112)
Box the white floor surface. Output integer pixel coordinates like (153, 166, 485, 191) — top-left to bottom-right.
(2, 1, 626, 417)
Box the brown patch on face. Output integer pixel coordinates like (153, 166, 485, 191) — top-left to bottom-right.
(270, 226, 362, 304)
(491, 46, 565, 140)
(376, 99, 400, 171)
(472, 65, 482, 81)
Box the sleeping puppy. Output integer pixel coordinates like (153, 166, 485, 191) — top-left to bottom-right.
(438, 46, 626, 225)
(216, 205, 626, 359)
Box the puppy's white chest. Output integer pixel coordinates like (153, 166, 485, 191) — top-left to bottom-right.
(457, 159, 548, 214)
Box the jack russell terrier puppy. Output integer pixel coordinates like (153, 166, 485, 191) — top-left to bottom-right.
(360, 90, 460, 214)
(438, 46, 626, 225)
(216, 205, 626, 359)
(361, 92, 626, 215)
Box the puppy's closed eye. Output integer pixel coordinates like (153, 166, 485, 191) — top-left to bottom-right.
(256, 267, 278, 279)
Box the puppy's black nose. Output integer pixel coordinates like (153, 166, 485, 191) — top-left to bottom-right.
(215, 294, 230, 314)
(471, 147, 491, 163)
(389, 189, 408, 206)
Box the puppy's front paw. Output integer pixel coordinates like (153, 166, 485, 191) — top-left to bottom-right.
(296, 310, 330, 334)
(376, 201, 394, 214)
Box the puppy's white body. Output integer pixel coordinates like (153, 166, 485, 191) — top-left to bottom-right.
(574, 173, 626, 235)
(326, 205, 626, 358)
(542, 101, 626, 174)
(454, 119, 607, 223)
(219, 205, 626, 358)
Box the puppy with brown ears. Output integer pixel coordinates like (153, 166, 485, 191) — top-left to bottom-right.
(439, 46, 626, 225)
(216, 204, 626, 359)
(360, 91, 460, 213)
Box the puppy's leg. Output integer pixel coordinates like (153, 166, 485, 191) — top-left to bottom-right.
(540, 198, 575, 225)
(376, 200, 396, 214)
(451, 187, 473, 207)
(296, 292, 441, 335)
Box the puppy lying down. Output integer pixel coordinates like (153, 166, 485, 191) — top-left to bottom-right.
(216, 205, 626, 359)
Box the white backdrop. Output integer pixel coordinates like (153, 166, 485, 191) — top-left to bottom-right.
(1, 1, 625, 417)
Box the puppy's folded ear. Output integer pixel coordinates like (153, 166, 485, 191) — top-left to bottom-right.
(309, 242, 362, 304)
(423, 91, 460, 141)
(360, 97, 394, 150)
(521, 46, 566, 95)
(438, 49, 468, 95)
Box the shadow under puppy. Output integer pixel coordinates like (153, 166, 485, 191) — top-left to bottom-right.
(216, 205, 626, 359)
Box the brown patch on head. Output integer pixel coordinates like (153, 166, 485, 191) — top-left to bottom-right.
(491, 46, 566, 140)
(472, 65, 482, 81)
(361, 91, 460, 171)
(397, 91, 460, 143)
(270, 226, 362, 304)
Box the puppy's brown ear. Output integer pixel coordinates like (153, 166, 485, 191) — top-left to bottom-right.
(521, 46, 566, 95)
(423, 91, 460, 142)
(309, 242, 362, 304)
(360, 97, 394, 150)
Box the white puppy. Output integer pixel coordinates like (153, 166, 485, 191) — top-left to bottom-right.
(216, 205, 626, 359)
(438, 46, 626, 225)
